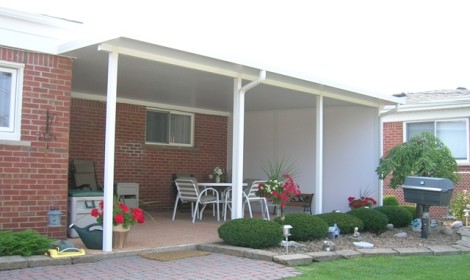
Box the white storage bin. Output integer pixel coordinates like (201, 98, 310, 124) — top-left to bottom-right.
(68, 195, 103, 238)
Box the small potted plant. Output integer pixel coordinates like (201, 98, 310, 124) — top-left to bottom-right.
(90, 197, 145, 248)
(213, 167, 224, 183)
(348, 188, 377, 209)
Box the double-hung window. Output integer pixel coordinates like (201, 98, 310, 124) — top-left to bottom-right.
(405, 119, 469, 163)
(0, 61, 24, 141)
(146, 109, 194, 147)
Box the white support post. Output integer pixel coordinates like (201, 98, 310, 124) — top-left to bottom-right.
(231, 70, 266, 219)
(231, 76, 244, 219)
(102, 50, 119, 252)
(315, 95, 323, 214)
(378, 107, 384, 206)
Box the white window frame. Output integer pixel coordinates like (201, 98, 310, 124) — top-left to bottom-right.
(0, 61, 24, 141)
(145, 108, 194, 147)
(404, 118, 469, 164)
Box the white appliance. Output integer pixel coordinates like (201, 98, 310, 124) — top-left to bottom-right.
(116, 182, 139, 208)
(67, 192, 103, 238)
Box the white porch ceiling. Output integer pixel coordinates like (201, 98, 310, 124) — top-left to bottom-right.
(62, 37, 400, 113)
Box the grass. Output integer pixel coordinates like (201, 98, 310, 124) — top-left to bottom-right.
(292, 254, 470, 279)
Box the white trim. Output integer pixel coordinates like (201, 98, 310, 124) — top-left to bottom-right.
(71, 92, 230, 117)
(382, 107, 470, 123)
(0, 61, 24, 141)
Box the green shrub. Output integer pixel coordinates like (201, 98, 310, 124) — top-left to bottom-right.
(348, 208, 389, 233)
(449, 189, 470, 221)
(316, 212, 364, 234)
(218, 218, 283, 249)
(0, 230, 54, 256)
(374, 205, 413, 228)
(400, 205, 418, 219)
(274, 213, 328, 241)
(383, 195, 399, 206)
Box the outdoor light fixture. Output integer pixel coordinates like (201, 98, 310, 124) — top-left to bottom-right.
(283, 225, 293, 253)
(47, 209, 62, 227)
(464, 209, 470, 227)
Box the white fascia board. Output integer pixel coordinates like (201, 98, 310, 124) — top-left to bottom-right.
(382, 106, 470, 122)
(0, 7, 84, 54)
(0, 28, 62, 54)
(56, 33, 121, 56)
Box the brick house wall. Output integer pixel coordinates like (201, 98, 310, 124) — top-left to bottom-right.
(69, 99, 228, 211)
(0, 47, 72, 238)
(382, 121, 470, 220)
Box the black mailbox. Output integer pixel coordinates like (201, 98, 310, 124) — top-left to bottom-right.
(402, 176, 454, 206)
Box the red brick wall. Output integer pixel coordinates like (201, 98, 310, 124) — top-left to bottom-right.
(382, 120, 470, 220)
(69, 99, 228, 210)
(0, 48, 72, 238)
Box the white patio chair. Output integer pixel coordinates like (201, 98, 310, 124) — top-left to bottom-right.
(223, 180, 270, 221)
(243, 180, 270, 220)
(172, 177, 220, 223)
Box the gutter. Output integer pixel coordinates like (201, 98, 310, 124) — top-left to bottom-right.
(240, 70, 267, 94)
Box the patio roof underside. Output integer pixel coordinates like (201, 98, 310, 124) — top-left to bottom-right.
(62, 37, 398, 111)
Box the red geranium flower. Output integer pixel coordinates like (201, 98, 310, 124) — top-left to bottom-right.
(90, 196, 146, 229)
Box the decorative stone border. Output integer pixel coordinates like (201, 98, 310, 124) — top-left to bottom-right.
(1, 241, 470, 271)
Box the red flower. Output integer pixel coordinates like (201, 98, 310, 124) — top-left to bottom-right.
(90, 196, 146, 228)
(90, 208, 100, 217)
(257, 175, 301, 206)
(114, 213, 125, 224)
(348, 195, 377, 209)
(132, 208, 145, 224)
(119, 202, 129, 213)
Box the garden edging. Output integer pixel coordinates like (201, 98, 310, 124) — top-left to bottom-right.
(1, 241, 470, 271)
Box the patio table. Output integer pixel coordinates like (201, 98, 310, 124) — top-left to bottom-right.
(197, 182, 248, 194)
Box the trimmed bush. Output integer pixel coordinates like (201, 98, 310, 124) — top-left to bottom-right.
(274, 213, 328, 241)
(374, 205, 413, 228)
(218, 218, 283, 249)
(316, 212, 364, 234)
(348, 208, 389, 233)
(383, 195, 399, 206)
(400, 205, 418, 219)
(0, 230, 54, 256)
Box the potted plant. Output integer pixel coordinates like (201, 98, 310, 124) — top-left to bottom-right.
(213, 167, 224, 183)
(90, 197, 145, 248)
(90, 198, 145, 229)
(257, 175, 301, 207)
(258, 158, 301, 216)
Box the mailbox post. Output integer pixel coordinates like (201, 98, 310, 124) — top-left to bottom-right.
(402, 176, 454, 238)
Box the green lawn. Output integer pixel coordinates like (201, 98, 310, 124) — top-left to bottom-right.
(293, 254, 470, 280)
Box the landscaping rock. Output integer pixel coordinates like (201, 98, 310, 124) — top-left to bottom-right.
(451, 221, 463, 229)
(321, 241, 336, 251)
(394, 232, 407, 238)
(439, 226, 454, 235)
(353, 241, 374, 249)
